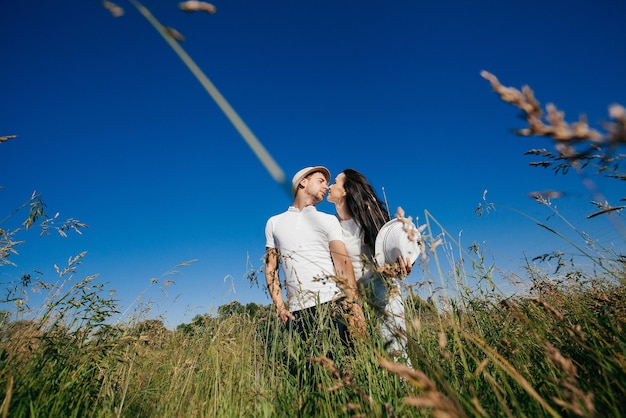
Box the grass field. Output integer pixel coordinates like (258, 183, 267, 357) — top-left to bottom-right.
(2, 64, 625, 417)
(1, 201, 624, 417)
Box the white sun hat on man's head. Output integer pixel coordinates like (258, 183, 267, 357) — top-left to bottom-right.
(291, 166, 331, 196)
(375, 218, 421, 267)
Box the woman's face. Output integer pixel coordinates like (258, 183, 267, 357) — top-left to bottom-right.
(327, 172, 347, 204)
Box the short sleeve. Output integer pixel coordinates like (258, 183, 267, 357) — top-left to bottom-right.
(265, 217, 276, 249)
(326, 215, 344, 243)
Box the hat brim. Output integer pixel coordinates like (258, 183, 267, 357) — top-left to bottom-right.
(375, 219, 420, 266)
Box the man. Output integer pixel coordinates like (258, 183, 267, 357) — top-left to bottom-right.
(265, 166, 365, 348)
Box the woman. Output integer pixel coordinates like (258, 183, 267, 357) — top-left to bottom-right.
(327, 168, 413, 361)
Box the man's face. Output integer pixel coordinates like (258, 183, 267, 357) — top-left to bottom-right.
(304, 172, 329, 203)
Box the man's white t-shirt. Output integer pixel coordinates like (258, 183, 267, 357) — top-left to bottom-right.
(265, 206, 344, 311)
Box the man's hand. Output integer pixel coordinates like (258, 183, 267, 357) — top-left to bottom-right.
(343, 300, 366, 338)
(278, 307, 295, 326)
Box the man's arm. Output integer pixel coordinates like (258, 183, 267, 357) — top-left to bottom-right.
(329, 240, 359, 301)
(330, 240, 366, 337)
(265, 247, 293, 325)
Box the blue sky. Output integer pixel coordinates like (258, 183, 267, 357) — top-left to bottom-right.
(2, 0, 625, 328)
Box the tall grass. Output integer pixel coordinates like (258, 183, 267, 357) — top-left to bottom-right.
(402, 229, 625, 417)
(1, 201, 624, 416)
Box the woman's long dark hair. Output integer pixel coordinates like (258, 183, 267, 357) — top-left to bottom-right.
(342, 168, 390, 255)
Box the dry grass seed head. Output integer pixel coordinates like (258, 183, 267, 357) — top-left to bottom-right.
(474, 358, 489, 377)
(482, 70, 606, 146)
(430, 237, 443, 252)
(545, 342, 577, 378)
(545, 342, 595, 416)
(438, 331, 447, 350)
(179, 1, 217, 14)
(0, 135, 17, 143)
(394, 207, 419, 241)
(378, 355, 436, 391)
(103, 1, 124, 17)
(404, 393, 466, 418)
(165, 27, 185, 42)
(607, 104, 626, 145)
(1, 321, 43, 365)
(529, 297, 565, 321)
(380, 354, 467, 417)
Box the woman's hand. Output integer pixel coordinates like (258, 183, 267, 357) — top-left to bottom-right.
(397, 256, 413, 277)
(379, 256, 414, 278)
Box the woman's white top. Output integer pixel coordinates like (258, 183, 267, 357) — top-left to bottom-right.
(338, 217, 373, 281)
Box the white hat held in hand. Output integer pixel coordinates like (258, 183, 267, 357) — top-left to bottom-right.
(375, 218, 421, 267)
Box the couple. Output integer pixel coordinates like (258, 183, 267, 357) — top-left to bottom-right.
(264, 166, 414, 360)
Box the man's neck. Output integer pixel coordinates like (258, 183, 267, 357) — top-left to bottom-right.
(292, 196, 317, 211)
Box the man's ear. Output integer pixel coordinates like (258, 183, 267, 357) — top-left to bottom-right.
(299, 177, 308, 191)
